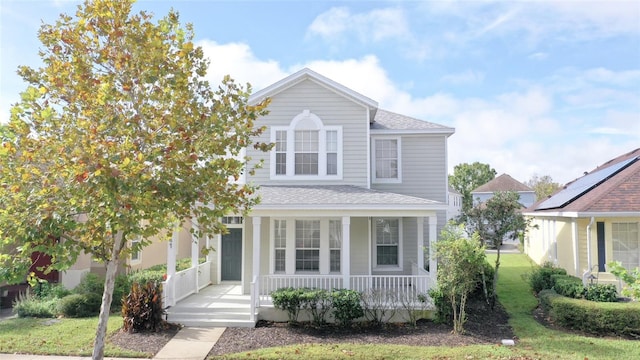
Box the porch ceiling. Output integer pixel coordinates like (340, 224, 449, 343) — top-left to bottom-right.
(250, 185, 445, 217)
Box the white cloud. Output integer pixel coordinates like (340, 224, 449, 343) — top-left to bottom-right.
(528, 52, 548, 60)
(440, 70, 485, 85)
(307, 6, 410, 43)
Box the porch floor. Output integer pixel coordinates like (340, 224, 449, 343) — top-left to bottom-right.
(166, 284, 255, 327)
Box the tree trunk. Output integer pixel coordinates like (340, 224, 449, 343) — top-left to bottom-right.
(491, 247, 501, 309)
(92, 236, 124, 360)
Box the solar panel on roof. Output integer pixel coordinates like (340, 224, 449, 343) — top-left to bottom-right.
(536, 156, 639, 210)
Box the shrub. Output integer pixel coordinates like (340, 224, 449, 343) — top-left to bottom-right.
(361, 288, 397, 326)
(301, 288, 331, 327)
(128, 270, 164, 286)
(122, 281, 166, 333)
(331, 289, 364, 327)
(524, 262, 567, 294)
(271, 287, 305, 323)
(74, 273, 104, 295)
(57, 293, 102, 317)
(74, 273, 129, 312)
(541, 290, 640, 337)
(12, 292, 57, 318)
(584, 284, 618, 302)
(552, 275, 584, 299)
(32, 282, 71, 300)
(608, 261, 640, 300)
(538, 289, 559, 312)
(428, 287, 451, 325)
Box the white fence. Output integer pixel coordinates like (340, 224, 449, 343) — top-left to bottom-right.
(163, 261, 212, 306)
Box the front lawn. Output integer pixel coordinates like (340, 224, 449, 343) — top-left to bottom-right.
(0, 315, 148, 358)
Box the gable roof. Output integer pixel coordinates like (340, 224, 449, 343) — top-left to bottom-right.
(371, 109, 455, 135)
(472, 174, 532, 193)
(248, 68, 378, 113)
(528, 148, 640, 214)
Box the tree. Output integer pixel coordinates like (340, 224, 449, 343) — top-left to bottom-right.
(525, 174, 562, 201)
(465, 191, 529, 307)
(448, 162, 497, 217)
(433, 224, 486, 334)
(0, 1, 271, 359)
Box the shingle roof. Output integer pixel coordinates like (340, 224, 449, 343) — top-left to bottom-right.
(254, 185, 443, 210)
(529, 148, 640, 213)
(472, 174, 532, 193)
(371, 109, 454, 133)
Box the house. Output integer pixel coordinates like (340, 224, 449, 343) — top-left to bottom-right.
(26, 68, 454, 326)
(523, 148, 640, 288)
(447, 186, 462, 221)
(471, 173, 535, 208)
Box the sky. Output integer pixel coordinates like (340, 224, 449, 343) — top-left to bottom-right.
(1, 0, 639, 185)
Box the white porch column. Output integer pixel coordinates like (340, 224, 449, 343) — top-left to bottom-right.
(428, 216, 438, 284)
(417, 217, 424, 270)
(342, 216, 351, 290)
(165, 228, 178, 307)
(191, 217, 199, 294)
(252, 217, 262, 280)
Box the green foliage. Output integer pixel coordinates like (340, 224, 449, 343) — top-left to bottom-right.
(448, 162, 497, 216)
(32, 282, 71, 300)
(121, 281, 166, 333)
(543, 294, 640, 337)
(12, 292, 57, 318)
(584, 284, 618, 303)
(331, 289, 364, 327)
(301, 288, 332, 327)
(608, 261, 640, 300)
(433, 224, 487, 334)
(524, 262, 567, 294)
(57, 293, 103, 318)
(551, 274, 584, 299)
(271, 287, 305, 323)
(128, 270, 165, 286)
(525, 174, 562, 201)
(428, 287, 451, 324)
(361, 288, 397, 326)
(538, 289, 559, 312)
(74, 273, 129, 311)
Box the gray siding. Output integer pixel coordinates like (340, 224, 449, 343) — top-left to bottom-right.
(350, 217, 370, 275)
(246, 79, 369, 186)
(372, 134, 448, 203)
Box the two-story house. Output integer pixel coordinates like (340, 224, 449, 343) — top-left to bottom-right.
(52, 69, 455, 326)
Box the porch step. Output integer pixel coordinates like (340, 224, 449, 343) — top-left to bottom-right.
(166, 305, 256, 328)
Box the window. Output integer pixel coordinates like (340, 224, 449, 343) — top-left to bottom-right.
(329, 220, 342, 272)
(373, 138, 401, 183)
(326, 130, 338, 175)
(296, 220, 320, 272)
(274, 220, 286, 273)
(222, 216, 244, 225)
(295, 130, 319, 175)
(375, 218, 400, 267)
(275, 131, 287, 175)
(130, 239, 141, 263)
(270, 110, 342, 179)
(612, 222, 639, 271)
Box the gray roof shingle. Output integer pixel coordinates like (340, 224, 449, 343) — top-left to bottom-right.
(371, 109, 454, 133)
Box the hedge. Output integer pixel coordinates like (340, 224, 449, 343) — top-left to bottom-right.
(539, 290, 640, 337)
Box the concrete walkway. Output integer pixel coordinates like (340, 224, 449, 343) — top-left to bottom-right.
(0, 326, 226, 360)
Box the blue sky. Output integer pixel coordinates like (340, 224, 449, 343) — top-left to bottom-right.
(1, 0, 639, 184)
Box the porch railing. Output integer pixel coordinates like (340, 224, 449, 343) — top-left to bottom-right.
(163, 261, 212, 306)
(259, 274, 432, 305)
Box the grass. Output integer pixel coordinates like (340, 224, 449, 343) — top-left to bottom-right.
(0, 315, 149, 358)
(1, 254, 637, 359)
(211, 253, 639, 360)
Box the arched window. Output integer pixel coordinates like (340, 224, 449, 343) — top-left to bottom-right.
(270, 110, 342, 179)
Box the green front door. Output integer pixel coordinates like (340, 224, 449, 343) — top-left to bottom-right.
(221, 228, 242, 281)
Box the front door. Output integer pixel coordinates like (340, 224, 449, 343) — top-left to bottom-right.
(221, 228, 242, 281)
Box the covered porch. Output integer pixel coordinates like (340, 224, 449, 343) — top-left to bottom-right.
(163, 185, 445, 326)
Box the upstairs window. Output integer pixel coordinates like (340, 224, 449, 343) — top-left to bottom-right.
(372, 137, 401, 183)
(270, 110, 342, 179)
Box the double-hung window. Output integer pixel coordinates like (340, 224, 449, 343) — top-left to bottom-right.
(375, 218, 401, 268)
(295, 220, 320, 272)
(274, 220, 287, 273)
(270, 110, 342, 179)
(372, 137, 401, 183)
(329, 220, 342, 272)
(612, 222, 639, 271)
(130, 238, 142, 264)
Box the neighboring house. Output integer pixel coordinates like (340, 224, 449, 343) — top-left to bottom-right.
(523, 148, 640, 288)
(447, 186, 462, 221)
(471, 173, 535, 208)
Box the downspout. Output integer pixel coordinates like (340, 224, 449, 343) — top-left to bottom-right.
(583, 217, 595, 285)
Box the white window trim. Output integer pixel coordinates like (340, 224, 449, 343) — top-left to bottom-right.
(269, 110, 343, 180)
(373, 217, 403, 271)
(371, 136, 402, 184)
(269, 217, 343, 275)
(130, 239, 142, 265)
